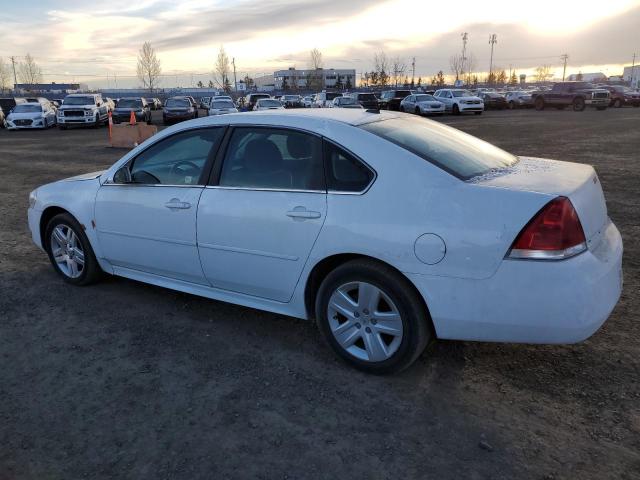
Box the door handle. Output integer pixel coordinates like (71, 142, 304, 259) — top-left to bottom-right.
(286, 208, 321, 219)
(165, 199, 191, 210)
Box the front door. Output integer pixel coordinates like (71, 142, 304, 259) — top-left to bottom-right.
(95, 127, 225, 284)
(197, 126, 327, 302)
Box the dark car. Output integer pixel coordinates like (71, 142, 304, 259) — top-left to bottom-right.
(531, 82, 609, 111)
(351, 92, 379, 109)
(162, 96, 197, 125)
(480, 92, 508, 109)
(0, 97, 27, 114)
(379, 90, 412, 110)
(112, 97, 152, 124)
(245, 93, 271, 110)
(599, 85, 640, 108)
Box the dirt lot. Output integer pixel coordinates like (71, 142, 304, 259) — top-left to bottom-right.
(1, 108, 638, 480)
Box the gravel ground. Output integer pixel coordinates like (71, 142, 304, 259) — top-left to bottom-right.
(0, 107, 638, 480)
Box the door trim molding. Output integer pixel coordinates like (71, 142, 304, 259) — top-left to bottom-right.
(198, 242, 299, 261)
(97, 228, 196, 247)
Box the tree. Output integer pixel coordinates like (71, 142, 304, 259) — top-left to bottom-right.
(534, 65, 552, 83)
(345, 76, 352, 90)
(374, 51, 389, 87)
(197, 80, 204, 88)
(472, 75, 478, 86)
(243, 75, 254, 89)
(435, 70, 445, 87)
(136, 42, 161, 92)
(449, 54, 464, 81)
(464, 53, 476, 85)
(208, 80, 214, 88)
(308, 48, 323, 90)
(391, 56, 406, 87)
(369, 70, 379, 87)
(215, 45, 231, 90)
(576, 71, 583, 81)
(18, 53, 42, 88)
(416, 77, 422, 87)
(509, 71, 518, 85)
(496, 69, 507, 86)
(0, 57, 10, 92)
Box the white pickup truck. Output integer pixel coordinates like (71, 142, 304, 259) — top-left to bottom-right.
(57, 93, 110, 129)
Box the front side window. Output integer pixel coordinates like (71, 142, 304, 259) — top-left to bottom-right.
(219, 128, 324, 191)
(360, 117, 517, 180)
(127, 128, 224, 185)
(324, 142, 374, 192)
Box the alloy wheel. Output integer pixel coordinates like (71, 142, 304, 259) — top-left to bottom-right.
(50, 224, 85, 278)
(327, 281, 403, 362)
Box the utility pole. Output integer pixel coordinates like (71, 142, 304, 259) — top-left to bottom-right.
(488, 34, 497, 85)
(10, 56, 18, 87)
(411, 56, 415, 85)
(461, 32, 468, 84)
(631, 53, 637, 88)
(560, 53, 569, 81)
(232, 57, 238, 93)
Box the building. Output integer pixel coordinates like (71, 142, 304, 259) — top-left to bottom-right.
(253, 74, 276, 92)
(274, 68, 356, 90)
(566, 72, 607, 82)
(623, 65, 639, 88)
(13, 82, 88, 93)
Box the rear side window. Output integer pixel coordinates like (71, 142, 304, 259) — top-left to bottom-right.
(324, 142, 374, 192)
(360, 117, 517, 180)
(219, 128, 324, 191)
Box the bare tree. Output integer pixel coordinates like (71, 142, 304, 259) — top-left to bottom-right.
(534, 65, 553, 83)
(374, 51, 389, 87)
(214, 45, 231, 91)
(449, 54, 464, 81)
(390, 56, 406, 87)
(0, 57, 10, 92)
(136, 42, 161, 92)
(464, 53, 476, 85)
(18, 53, 42, 88)
(308, 48, 323, 90)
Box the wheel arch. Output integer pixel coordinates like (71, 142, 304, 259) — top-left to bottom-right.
(303, 253, 434, 334)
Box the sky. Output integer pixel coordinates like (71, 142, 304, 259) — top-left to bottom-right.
(1, 0, 639, 89)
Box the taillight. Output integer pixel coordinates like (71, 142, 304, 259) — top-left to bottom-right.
(507, 196, 587, 260)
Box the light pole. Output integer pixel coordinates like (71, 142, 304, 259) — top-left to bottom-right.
(488, 34, 497, 85)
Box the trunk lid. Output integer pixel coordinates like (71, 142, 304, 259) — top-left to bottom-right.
(469, 156, 608, 241)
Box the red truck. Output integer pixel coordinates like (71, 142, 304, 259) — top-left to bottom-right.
(531, 82, 610, 111)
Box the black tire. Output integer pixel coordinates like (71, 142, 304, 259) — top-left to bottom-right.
(508, 101, 515, 109)
(572, 97, 586, 112)
(613, 98, 622, 108)
(44, 213, 102, 286)
(534, 97, 545, 110)
(452, 103, 460, 115)
(399, 105, 405, 112)
(315, 259, 432, 374)
(93, 114, 100, 128)
(414, 107, 421, 115)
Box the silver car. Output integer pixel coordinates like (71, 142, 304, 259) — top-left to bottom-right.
(400, 94, 445, 115)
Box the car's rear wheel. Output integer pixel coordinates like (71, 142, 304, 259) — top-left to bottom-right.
(45, 213, 102, 286)
(315, 259, 432, 374)
(452, 104, 460, 115)
(508, 101, 515, 109)
(613, 98, 622, 108)
(414, 107, 421, 115)
(572, 97, 586, 111)
(535, 97, 545, 110)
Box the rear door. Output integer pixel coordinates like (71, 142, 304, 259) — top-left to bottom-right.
(197, 126, 327, 302)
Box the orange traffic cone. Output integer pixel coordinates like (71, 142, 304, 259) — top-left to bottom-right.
(129, 110, 137, 125)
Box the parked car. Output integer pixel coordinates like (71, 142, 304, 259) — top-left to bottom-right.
(479, 92, 508, 110)
(185, 96, 199, 117)
(400, 94, 445, 115)
(57, 93, 109, 129)
(351, 92, 380, 109)
(0, 97, 27, 114)
(163, 96, 198, 125)
(245, 93, 271, 110)
(6, 101, 57, 129)
(313, 91, 342, 108)
(379, 90, 412, 110)
(0, 106, 7, 128)
(330, 96, 364, 109)
(198, 97, 212, 110)
(27, 109, 622, 374)
(112, 97, 152, 124)
(504, 91, 533, 109)
(433, 89, 484, 115)
(281, 95, 302, 108)
(254, 98, 285, 111)
(302, 95, 315, 108)
(208, 98, 238, 116)
(145, 98, 162, 110)
(598, 85, 640, 108)
(531, 82, 609, 111)
(103, 97, 116, 112)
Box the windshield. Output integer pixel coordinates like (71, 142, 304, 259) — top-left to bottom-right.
(452, 90, 473, 97)
(415, 94, 436, 102)
(360, 117, 518, 180)
(64, 96, 95, 105)
(258, 99, 281, 107)
(326, 92, 342, 100)
(13, 104, 42, 113)
(117, 99, 142, 108)
(358, 93, 377, 101)
(212, 100, 235, 109)
(165, 98, 190, 108)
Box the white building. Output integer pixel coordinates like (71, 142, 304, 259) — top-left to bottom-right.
(274, 68, 356, 90)
(623, 65, 639, 88)
(253, 74, 276, 92)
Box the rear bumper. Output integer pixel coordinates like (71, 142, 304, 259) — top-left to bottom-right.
(407, 220, 623, 344)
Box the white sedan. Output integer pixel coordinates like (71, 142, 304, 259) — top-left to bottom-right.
(400, 94, 445, 115)
(433, 89, 484, 115)
(208, 98, 238, 116)
(27, 110, 623, 374)
(6, 102, 57, 129)
(254, 98, 285, 111)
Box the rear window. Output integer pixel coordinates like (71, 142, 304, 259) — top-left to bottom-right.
(360, 117, 518, 180)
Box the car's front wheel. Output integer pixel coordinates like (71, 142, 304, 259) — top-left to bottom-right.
(45, 213, 102, 286)
(452, 104, 460, 115)
(572, 97, 586, 111)
(315, 259, 432, 374)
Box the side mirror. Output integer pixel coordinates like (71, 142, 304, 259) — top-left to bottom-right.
(113, 166, 132, 184)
